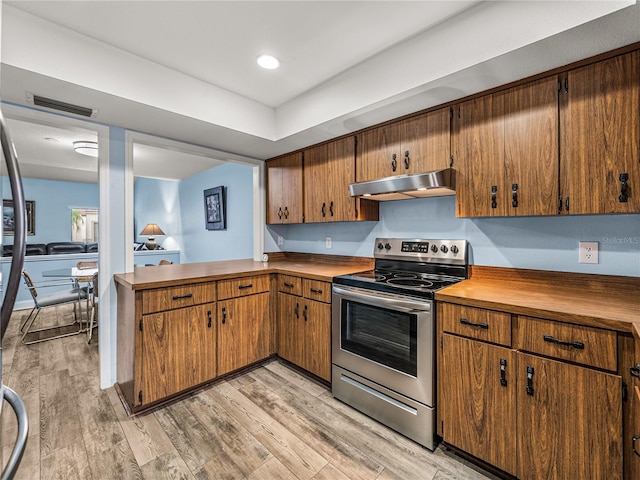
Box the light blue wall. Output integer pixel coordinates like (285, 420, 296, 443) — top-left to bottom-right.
(177, 162, 253, 263)
(265, 196, 640, 277)
(1, 176, 98, 245)
(134, 177, 181, 252)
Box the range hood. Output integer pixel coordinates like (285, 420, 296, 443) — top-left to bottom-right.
(349, 168, 455, 201)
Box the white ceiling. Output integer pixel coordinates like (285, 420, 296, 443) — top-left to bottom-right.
(2, 1, 640, 183)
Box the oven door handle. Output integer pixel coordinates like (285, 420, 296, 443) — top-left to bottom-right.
(332, 285, 430, 312)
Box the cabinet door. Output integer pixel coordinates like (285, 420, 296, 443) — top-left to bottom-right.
(303, 143, 328, 223)
(357, 123, 401, 182)
(560, 51, 640, 214)
(277, 292, 303, 366)
(441, 334, 517, 475)
(402, 109, 451, 175)
(218, 293, 271, 376)
(504, 77, 559, 216)
(266, 153, 303, 224)
(517, 353, 622, 480)
(326, 136, 356, 221)
(454, 92, 506, 217)
(628, 324, 640, 480)
(141, 303, 217, 405)
(302, 299, 331, 382)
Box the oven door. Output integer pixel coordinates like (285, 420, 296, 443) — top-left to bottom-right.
(332, 284, 434, 406)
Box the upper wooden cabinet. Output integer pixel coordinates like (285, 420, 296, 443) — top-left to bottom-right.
(266, 152, 303, 224)
(559, 51, 640, 215)
(356, 108, 451, 182)
(304, 136, 378, 223)
(454, 76, 559, 217)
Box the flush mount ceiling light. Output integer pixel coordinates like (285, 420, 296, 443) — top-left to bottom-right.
(73, 140, 98, 157)
(257, 54, 280, 70)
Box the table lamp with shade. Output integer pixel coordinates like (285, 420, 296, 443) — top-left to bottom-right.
(139, 223, 165, 250)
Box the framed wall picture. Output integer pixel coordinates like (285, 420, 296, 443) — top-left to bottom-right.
(3, 199, 35, 236)
(203, 186, 226, 230)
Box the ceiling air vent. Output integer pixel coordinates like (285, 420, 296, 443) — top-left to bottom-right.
(26, 92, 98, 118)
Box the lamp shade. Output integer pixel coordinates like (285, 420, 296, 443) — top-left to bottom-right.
(139, 224, 165, 237)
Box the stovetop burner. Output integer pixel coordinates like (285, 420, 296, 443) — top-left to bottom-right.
(333, 238, 468, 299)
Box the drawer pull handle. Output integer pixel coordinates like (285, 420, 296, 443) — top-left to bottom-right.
(403, 151, 410, 170)
(391, 154, 397, 172)
(619, 172, 629, 203)
(499, 358, 507, 387)
(321, 202, 326, 217)
(238, 284, 253, 290)
(630, 364, 640, 380)
(459, 318, 489, 329)
(310, 288, 323, 294)
(221, 307, 227, 324)
(526, 366, 534, 396)
(172, 293, 193, 300)
(633, 435, 640, 458)
(491, 185, 497, 209)
(207, 310, 212, 328)
(543, 334, 584, 349)
(283, 282, 295, 288)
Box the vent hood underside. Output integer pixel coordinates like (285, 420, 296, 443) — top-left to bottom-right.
(349, 168, 455, 201)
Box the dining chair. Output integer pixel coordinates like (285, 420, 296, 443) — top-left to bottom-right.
(159, 259, 173, 265)
(87, 272, 99, 344)
(76, 260, 97, 319)
(20, 270, 88, 344)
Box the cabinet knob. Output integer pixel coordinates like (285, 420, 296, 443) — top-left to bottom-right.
(619, 172, 629, 203)
(499, 358, 507, 387)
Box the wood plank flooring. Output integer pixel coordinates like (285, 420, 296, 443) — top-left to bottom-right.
(1, 305, 498, 479)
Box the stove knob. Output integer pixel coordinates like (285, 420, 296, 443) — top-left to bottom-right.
(451, 245, 459, 254)
(440, 245, 449, 253)
(384, 243, 392, 251)
(377, 242, 384, 250)
(431, 244, 438, 253)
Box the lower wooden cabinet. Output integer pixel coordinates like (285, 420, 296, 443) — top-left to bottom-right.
(218, 292, 271, 376)
(441, 334, 517, 475)
(140, 302, 217, 405)
(277, 277, 332, 382)
(439, 301, 624, 479)
(517, 353, 622, 480)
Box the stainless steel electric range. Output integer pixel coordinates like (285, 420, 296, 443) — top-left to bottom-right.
(332, 238, 468, 450)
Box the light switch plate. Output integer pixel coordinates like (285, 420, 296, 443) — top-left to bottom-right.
(325, 237, 332, 249)
(579, 241, 599, 264)
(277, 236, 283, 246)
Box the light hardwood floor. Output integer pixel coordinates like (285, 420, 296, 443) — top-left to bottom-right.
(1, 305, 497, 480)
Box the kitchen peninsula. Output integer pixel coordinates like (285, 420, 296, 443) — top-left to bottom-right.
(113, 253, 373, 414)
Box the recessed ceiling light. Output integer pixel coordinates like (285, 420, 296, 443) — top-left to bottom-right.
(257, 54, 280, 70)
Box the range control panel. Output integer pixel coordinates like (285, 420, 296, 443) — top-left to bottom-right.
(374, 238, 468, 265)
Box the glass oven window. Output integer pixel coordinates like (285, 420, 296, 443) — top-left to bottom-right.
(341, 300, 417, 376)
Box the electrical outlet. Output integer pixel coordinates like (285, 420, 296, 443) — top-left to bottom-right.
(578, 241, 599, 264)
(325, 237, 332, 249)
(277, 236, 283, 246)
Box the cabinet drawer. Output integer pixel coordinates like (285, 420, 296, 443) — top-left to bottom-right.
(278, 275, 302, 296)
(514, 316, 617, 371)
(441, 303, 511, 346)
(142, 283, 216, 314)
(218, 275, 270, 300)
(303, 279, 331, 303)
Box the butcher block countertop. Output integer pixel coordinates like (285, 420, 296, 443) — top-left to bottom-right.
(113, 252, 373, 291)
(436, 265, 640, 333)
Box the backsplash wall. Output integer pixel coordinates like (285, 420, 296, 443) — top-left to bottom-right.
(265, 196, 640, 277)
